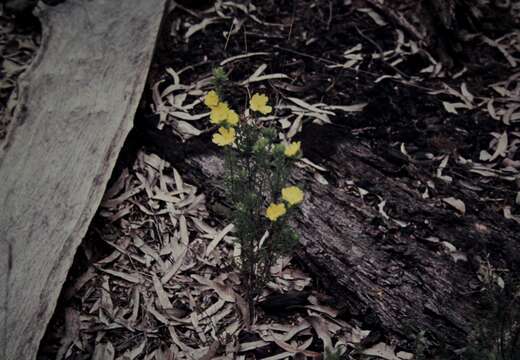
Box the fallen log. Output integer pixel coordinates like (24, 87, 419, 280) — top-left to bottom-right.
(0, 1, 167, 358)
(134, 119, 520, 351)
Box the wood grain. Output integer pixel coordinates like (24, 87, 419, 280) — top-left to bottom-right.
(0, 1, 167, 358)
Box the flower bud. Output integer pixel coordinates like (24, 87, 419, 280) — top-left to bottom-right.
(260, 128, 276, 140)
(253, 137, 269, 153)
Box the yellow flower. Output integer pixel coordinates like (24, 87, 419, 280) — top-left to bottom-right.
(204, 90, 219, 108)
(282, 186, 304, 206)
(284, 141, 301, 157)
(210, 102, 230, 124)
(226, 109, 239, 126)
(249, 93, 272, 115)
(212, 127, 236, 146)
(265, 203, 286, 221)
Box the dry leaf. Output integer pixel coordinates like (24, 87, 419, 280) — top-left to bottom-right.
(442, 101, 469, 114)
(97, 268, 143, 284)
(206, 223, 234, 256)
(397, 351, 414, 360)
(185, 18, 220, 39)
(436, 155, 452, 183)
(92, 341, 115, 360)
(357, 8, 387, 26)
(489, 132, 508, 161)
(220, 52, 270, 65)
(153, 273, 174, 309)
(271, 333, 320, 356)
(308, 316, 333, 350)
(325, 103, 367, 112)
(287, 97, 335, 116)
(443, 197, 466, 215)
(361, 342, 400, 360)
(238, 340, 269, 352)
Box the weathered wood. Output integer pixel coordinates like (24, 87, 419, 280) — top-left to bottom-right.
(136, 121, 520, 350)
(289, 126, 518, 348)
(0, 1, 167, 358)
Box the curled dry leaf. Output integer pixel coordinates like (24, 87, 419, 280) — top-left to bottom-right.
(357, 8, 387, 26)
(361, 342, 400, 360)
(442, 101, 470, 114)
(443, 197, 466, 215)
(220, 52, 270, 65)
(184, 18, 220, 40)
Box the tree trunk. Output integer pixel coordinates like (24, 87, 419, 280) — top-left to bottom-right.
(133, 119, 520, 351)
(0, 2, 167, 358)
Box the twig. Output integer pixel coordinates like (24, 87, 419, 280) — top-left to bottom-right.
(287, 0, 297, 41)
(273, 45, 437, 92)
(177, 60, 209, 75)
(243, 25, 248, 53)
(364, 0, 424, 44)
(171, 1, 202, 19)
(273, 44, 338, 65)
(224, 20, 234, 51)
(326, 0, 333, 31)
(354, 25, 409, 79)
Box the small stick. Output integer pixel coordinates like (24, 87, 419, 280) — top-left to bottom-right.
(364, 0, 424, 45)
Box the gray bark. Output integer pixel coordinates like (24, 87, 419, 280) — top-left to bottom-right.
(0, 1, 167, 358)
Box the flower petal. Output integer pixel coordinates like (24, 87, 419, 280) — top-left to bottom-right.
(210, 102, 230, 124)
(282, 186, 304, 206)
(250, 93, 270, 113)
(266, 203, 286, 221)
(226, 109, 239, 126)
(284, 141, 301, 157)
(204, 90, 219, 108)
(212, 127, 236, 146)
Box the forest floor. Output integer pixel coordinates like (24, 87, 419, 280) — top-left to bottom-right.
(0, 10, 39, 140)
(2, 0, 519, 359)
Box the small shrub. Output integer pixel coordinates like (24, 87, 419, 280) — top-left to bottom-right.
(204, 73, 304, 312)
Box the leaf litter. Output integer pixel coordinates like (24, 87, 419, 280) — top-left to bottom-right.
(42, 149, 384, 359)
(0, 11, 40, 141)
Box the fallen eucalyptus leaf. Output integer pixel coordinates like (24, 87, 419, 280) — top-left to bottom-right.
(443, 197, 466, 215)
